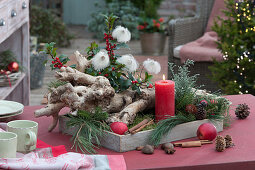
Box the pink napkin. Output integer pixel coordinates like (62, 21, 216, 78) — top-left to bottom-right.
(0, 151, 95, 170)
(0, 123, 126, 170)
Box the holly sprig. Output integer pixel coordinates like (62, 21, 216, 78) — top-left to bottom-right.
(44, 42, 76, 70)
(84, 14, 154, 93)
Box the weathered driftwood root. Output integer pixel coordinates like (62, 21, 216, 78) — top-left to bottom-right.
(34, 51, 155, 131)
(34, 103, 65, 132)
(106, 89, 155, 125)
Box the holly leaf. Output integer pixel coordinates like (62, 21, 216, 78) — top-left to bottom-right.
(109, 40, 117, 44)
(128, 73, 135, 81)
(116, 43, 129, 49)
(144, 72, 153, 82)
(69, 64, 76, 69)
(119, 78, 131, 91)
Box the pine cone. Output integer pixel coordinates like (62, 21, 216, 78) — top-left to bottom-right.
(235, 103, 250, 119)
(195, 104, 206, 120)
(225, 135, 234, 148)
(185, 104, 197, 114)
(215, 135, 226, 152)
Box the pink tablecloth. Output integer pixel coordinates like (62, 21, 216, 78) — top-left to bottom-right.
(8, 94, 255, 170)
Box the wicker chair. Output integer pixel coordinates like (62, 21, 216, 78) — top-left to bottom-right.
(168, 0, 219, 92)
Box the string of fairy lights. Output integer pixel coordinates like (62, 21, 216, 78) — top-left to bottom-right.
(236, 0, 255, 33)
(222, 0, 255, 94)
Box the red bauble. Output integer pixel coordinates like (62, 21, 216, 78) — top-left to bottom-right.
(8, 62, 19, 72)
(197, 123, 217, 141)
(110, 122, 128, 135)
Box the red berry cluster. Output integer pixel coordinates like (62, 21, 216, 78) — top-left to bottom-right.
(132, 80, 138, 84)
(51, 57, 64, 69)
(148, 83, 153, 88)
(104, 33, 116, 59)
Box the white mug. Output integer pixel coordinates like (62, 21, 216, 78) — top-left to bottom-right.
(0, 131, 17, 158)
(7, 120, 38, 153)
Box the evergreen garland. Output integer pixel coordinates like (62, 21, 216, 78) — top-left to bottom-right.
(66, 108, 110, 154)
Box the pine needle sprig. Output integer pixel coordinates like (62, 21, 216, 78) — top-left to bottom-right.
(66, 108, 110, 154)
(149, 113, 195, 146)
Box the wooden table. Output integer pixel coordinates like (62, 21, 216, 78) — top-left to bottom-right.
(9, 94, 255, 170)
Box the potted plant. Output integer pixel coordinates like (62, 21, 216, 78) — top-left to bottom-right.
(137, 17, 166, 55)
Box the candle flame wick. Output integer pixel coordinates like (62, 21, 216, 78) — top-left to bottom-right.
(163, 74, 165, 81)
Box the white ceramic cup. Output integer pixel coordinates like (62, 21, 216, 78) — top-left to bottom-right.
(0, 131, 17, 158)
(7, 120, 38, 153)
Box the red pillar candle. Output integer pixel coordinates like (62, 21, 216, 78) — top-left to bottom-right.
(155, 76, 175, 121)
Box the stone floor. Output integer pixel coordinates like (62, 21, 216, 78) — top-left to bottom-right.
(30, 25, 169, 106)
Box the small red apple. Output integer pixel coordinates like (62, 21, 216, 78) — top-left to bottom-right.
(110, 122, 128, 135)
(197, 123, 217, 141)
(8, 62, 19, 72)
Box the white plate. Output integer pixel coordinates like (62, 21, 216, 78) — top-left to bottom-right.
(0, 100, 24, 116)
(0, 110, 23, 119)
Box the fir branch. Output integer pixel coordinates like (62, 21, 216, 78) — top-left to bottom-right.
(149, 114, 195, 146)
(66, 108, 110, 154)
(168, 60, 200, 112)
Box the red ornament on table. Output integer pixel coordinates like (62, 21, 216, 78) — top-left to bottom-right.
(197, 123, 217, 141)
(155, 74, 175, 121)
(110, 122, 128, 135)
(7, 62, 19, 72)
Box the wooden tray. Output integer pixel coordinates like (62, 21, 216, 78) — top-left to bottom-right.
(59, 116, 223, 152)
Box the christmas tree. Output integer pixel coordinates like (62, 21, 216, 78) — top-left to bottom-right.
(210, 0, 255, 95)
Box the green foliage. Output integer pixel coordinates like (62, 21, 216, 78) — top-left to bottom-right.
(47, 80, 67, 92)
(168, 60, 199, 113)
(210, 0, 255, 95)
(149, 114, 195, 146)
(67, 108, 110, 154)
(88, 0, 140, 39)
(130, 0, 163, 18)
(43, 42, 76, 70)
(0, 50, 20, 71)
(195, 94, 231, 126)
(85, 14, 153, 93)
(128, 111, 156, 131)
(137, 17, 166, 33)
(30, 5, 72, 47)
(149, 60, 231, 146)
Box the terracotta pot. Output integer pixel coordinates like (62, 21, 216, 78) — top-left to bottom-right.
(140, 32, 166, 55)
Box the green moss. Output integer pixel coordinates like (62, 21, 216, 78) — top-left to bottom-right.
(128, 111, 156, 131)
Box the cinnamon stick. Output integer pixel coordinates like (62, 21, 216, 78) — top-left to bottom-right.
(181, 141, 202, 148)
(129, 119, 149, 133)
(173, 140, 213, 148)
(131, 119, 154, 134)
